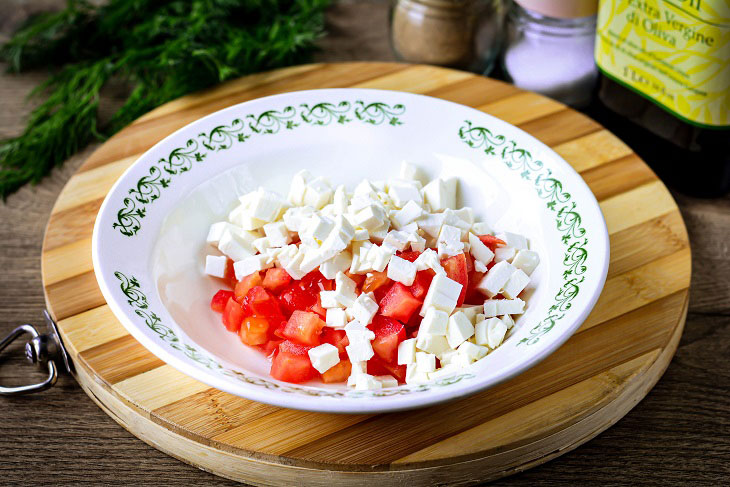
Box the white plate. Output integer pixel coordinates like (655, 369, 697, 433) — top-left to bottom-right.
(92, 89, 609, 414)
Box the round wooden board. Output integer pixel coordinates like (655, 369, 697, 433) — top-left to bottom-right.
(41, 63, 691, 486)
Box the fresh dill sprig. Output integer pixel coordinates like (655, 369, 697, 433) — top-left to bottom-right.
(0, 0, 330, 198)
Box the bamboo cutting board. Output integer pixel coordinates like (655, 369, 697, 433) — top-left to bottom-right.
(41, 63, 691, 486)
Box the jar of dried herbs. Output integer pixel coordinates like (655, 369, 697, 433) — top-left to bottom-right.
(390, 0, 504, 74)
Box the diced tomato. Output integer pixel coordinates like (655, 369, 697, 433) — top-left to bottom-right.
(477, 234, 506, 252)
(279, 284, 316, 316)
(369, 315, 406, 364)
(441, 253, 469, 307)
(465, 252, 475, 274)
(280, 310, 326, 346)
(345, 271, 366, 289)
(379, 360, 407, 383)
(321, 359, 352, 383)
(262, 267, 291, 294)
(396, 250, 422, 262)
(379, 283, 423, 323)
(300, 270, 334, 292)
(222, 297, 245, 332)
(242, 286, 284, 320)
(238, 316, 270, 346)
(211, 290, 234, 313)
(259, 338, 283, 357)
(308, 294, 327, 319)
(409, 269, 435, 300)
(367, 356, 407, 383)
(321, 328, 349, 356)
(234, 272, 263, 303)
(270, 340, 316, 383)
(362, 271, 391, 294)
(464, 270, 485, 305)
(373, 281, 393, 303)
(223, 258, 237, 288)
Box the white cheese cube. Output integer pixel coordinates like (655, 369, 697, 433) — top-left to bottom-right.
(252, 237, 272, 254)
(421, 273, 463, 316)
(351, 360, 367, 376)
(502, 269, 530, 299)
(437, 224, 464, 258)
(454, 207, 474, 224)
(233, 254, 272, 280)
(387, 255, 417, 286)
(398, 338, 417, 365)
(401, 221, 419, 234)
(487, 318, 508, 349)
(204, 255, 228, 278)
(282, 247, 306, 280)
(344, 319, 375, 339)
(383, 230, 410, 251)
(501, 313, 515, 329)
(429, 364, 459, 380)
(415, 352, 437, 373)
(468, 232, 495, 265)
(415, 333, 451, 356)
(476, 313, 485, 323)
(416, 212, 445, 237)
(438, 349, 458, 365)
(451, 352, 473, 369)
(299, 247, 328, 274)
(482, 300, 499, 317)
(326, 308, 348, 328)
(263, 222, 291, 247)
(368, 223, 390, 244)
(496, 232, 528, 250)
(458, 341, 488, 361)
(406, 364, 430, 385)
(474, 259, 488, 273)
(281, 206, 314, 232)
(345, 338, 374, 362)
(308, 343, 340, 374)
(496, 298, 526, 315)
(410, 233, 427, 252)
(422, 178, 450, 212)
(206, 222, 233, 246)
(350, 293, 379, 325)
(392, 200, 423, 228)
(320, 290, 341, 309)
(320, 250, 352, 279)
(494, 246, 516, 263)
(377, 376, 399, 388)
(476, 261, 517, 297)
(512, 250, 540, 276)
(447, 311, 475, 348)
(333, 184, 348, 214)
(399, 161, 422, 181)
(353, 179, 377, 198)
(228, 205, 266, 230)
(287, 170, 310, 206)
(303, 177, 333, 209)
(414, 248, 446, 275)
(388, 179, 423, 208)
(475, 317, 496, 346)
(248, 188, 285, 222)
(353, 228, 370, 241)
(471, 221, 492, 236)
(218, 231, 255, 262)
(368, 245, 395, 273)
(353, 205, 386, 231)
(457, 305, 482, 323)
(355, 374, 382, 391)
(419, 307, 448, 335)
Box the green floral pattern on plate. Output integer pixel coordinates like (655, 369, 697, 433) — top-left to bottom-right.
(112, 101, 406, 237)
(458, 121, 589, 345)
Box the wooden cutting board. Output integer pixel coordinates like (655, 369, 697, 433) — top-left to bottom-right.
(41, 62, 691, 486)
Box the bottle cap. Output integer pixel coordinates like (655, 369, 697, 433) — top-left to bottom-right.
(514, 0, 598, 18)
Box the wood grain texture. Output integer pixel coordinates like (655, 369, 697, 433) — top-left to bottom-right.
(0, 2, 727, 487)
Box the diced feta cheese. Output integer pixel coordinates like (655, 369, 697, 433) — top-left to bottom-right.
(429, 364, 459, 380)
(397, 338, 417, 365)
(334, 271, 358, 307)
(415, 333, 451, 356)
(392, 200, 423, 228)
(421, 273, 463, 316)
(502, 269, 530, 299)
(416, 212, 445, 237)
(308, 343, 340, 374)
(326, 308, 348, 328)
(248, 188, 285, 222)
(496, 298, 526, 315)
(414, 248, 446, 275)
(457, 305, 482, 323)
(281, 247, 306, 280)
(475, 313, 485, 323)
(501, 313, 515, 329)
(494, 246, 516, 263)
(299, 247, 329, 274)
(458, 341, 488, 361)
(319, 250, 352, 279)
(399, 161, 422, 181)
(353, 228, 370, 241)
(475, 317, 496, 346)
(471, 221, 492, 236)
(320, 290, 341, 309)
(410, 233, 427, 252)
(387, 255, 417, 286)
(450, 352, 473, 369)
(422, 177, 456, 211)
(368, 223, 390, 244)
(446, 311, 475, 348)
(353, 205, 386, 231)
(437, 224, 464, 258)
(405, 364, 430, 385)
(345, 337, 375, 362)
(483, 300, 499, 318)
(476, 261, 517, 297)
(383, 230, 410, 251)
(415, 352, 437, 373)
(353, 179, 377, 198)
(303, 177, 333, 209)
(287, 170, 310, 206)
(468, 232, 495, 265)
(350, 293, 379, 325)
(204, 255, 228, 278)
(512, 250, 540, 276)
(378, 376, 399, 388)
(263, 222, 291, 247)
(218, 230, 255, 262)
(367, 245, 395, 273)
(333, 184, 348, 214)
(474, 259, 488, 273)
(206, 222, 234, 246)
(355, 374, 382, 391)
(419, 307, 448, 335)
(228, 205, 266, 230)
(233, 254, 272, 280)
(496, 232, 528, 250)
(487, 318, 508, 349)
(252, 237, 272, 254)
(351, 360, 367, 376)
(453, 207, 474, 224)
(388, 179, 423, 208)
(438, 349, 458, 365)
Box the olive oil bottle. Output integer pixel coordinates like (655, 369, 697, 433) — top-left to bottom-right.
(594, 0, 729, 197)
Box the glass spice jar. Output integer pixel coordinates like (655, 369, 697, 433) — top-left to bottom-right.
(390, 0, 504, 75)
(501, 0, 599, 107)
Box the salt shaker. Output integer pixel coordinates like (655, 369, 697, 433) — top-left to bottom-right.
(501, 0, 599, 107)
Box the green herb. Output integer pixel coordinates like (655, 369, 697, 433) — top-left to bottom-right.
(0, 0, 330, 198)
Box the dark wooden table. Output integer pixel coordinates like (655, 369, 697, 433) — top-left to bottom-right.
(1, 1, 728, 485)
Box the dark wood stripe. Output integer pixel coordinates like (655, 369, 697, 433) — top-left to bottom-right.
(44, 269, 105, 321)
(284, 290, 685, 464)
(80, 334, 165, 385)
(582, 153, 658, 201)
(519, 109, 603, 147)
(424, 76, 521, 108)
(43, 196, 104, 253)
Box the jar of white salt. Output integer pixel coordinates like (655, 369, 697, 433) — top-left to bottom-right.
(501, 0, 598, 108)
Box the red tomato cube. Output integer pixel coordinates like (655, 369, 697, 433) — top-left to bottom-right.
(210, 290, 234, 313)
(259, 339, 283, 357)
(396, 250, 422, 262)
(441, 253, 469, 307)
(321, 328, 349, 356)
(262, 267, 292, 294)
(321, 359, 352, 383)
(477, 234, 506, 252)
(270, 340, 316, 383)
(223, 258, 237, 288)
(279, 284, 317, 316)
(280, 310, 326, 346)
(409, 269, 435, 300)
(379, 283, 423, 323)
(362, 270, 391, 294)
(234, 271, 263, 303)
(369, 315, 406, 364)
(242, 286, 283, 319)
(222, 297, 244, 332)
(239, 316, 270, 346)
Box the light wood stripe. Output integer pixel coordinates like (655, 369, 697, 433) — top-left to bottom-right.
(600, 180, 678, 234)
(477, 92, 565, 126)
(57, 305, 128, 356)
(351, 64, 474, 92)
(518, 109, 602, 147)
(394, 349, 659, 463)
(80, 334, 165, 384)
(553, 129, 633, 173)
(42, 237, 93, 287)
(43, 197, 104, 252)
(423, 76, 521, 107)
(581, 154, 657, 201)
(45, 269, 105, 321)
(115, 365, 210, 412)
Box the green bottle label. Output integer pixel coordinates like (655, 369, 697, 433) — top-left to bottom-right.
(595, 0, 730, 128)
